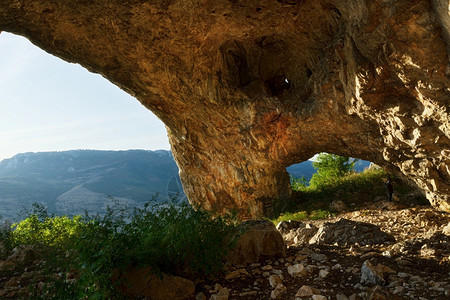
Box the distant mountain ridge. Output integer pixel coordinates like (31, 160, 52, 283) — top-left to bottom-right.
(0, 150, 183, 220)
(0, 150, 370, 220)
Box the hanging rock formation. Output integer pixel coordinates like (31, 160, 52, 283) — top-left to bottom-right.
(0, 0, 449, 218)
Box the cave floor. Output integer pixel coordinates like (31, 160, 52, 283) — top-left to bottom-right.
(199, 202, 450, 300)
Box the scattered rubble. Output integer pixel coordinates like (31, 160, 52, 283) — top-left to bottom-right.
(194, 205, 450, 299)
(360, 260, 395, 286)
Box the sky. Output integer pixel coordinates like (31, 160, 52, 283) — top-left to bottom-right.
(0, 32, 170, 161)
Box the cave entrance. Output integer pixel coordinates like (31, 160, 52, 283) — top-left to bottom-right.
(0, 33, 174, 219)
(283, 153, 427, 216)
(287, 154, 371, 188)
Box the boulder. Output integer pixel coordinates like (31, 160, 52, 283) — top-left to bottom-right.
(210, 285, 229, 300)
(276, 220, 302, 234)
(287, 263, 306, 277)
(295, 285, 321, 297)
(365, 286, 401, 300)
(270, 283, 286, 299)
(282, 223, 318, 246)
(227, 220, 285, 265)
(309, 219, 395, 246)
(116, 266, 195, 300)
(360, 260, 395, 286)
(329, 200, 347, 212)
(7, 245, 36, 265)
(268, 274, 283, 288)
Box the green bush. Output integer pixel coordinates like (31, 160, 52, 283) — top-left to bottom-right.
(0, 217, 13, 259)
(11, 214, 82, 248)
(73, 200, 238, 297)
(6, 199, 238, 298)
(283, 166, 425, 223)
(291, 167, 390, 210)
(290, 175, 307, 191)
(309, 153, 358, 188)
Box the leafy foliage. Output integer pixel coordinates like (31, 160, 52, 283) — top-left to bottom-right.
(271, 209, 333, 225)
(0, 217, 13, 259)
(1, 199, 238, 299)
(309, 153, 358, 188)
(290, 175, 308, 191)
(11, 204, 82, 248)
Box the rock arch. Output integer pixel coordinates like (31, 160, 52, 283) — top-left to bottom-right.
(1, 0, 448, 218)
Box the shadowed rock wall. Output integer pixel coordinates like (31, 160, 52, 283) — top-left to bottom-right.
(0, 0, 448, 218)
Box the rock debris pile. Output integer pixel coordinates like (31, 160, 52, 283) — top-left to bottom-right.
(195, 205, 450, 300)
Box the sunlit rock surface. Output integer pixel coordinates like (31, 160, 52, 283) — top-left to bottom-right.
(0, 0, 448, 218)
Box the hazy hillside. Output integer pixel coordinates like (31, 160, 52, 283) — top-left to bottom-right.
(0, 150, 370, 220)
(0, 150, 183, 220)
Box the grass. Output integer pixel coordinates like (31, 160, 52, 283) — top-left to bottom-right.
(270, 166, 427, 225)
(271, 209, 332, 225)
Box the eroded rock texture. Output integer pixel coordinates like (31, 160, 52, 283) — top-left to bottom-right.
(0, 0, 449, 218)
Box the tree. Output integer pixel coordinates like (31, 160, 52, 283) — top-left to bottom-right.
(309, 153, 358, 188)
(290, 175, 308, 191)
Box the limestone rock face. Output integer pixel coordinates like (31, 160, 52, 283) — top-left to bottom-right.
(0, 0, 449, 218)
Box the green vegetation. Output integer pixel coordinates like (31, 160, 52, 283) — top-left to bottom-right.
(272, 153, 427, 225)
(11, 204, 82, 248)
(309, 153, 358, 188)
(0, 199, 238, 299)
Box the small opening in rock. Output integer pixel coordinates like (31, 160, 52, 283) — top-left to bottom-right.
(306, 68, 312, 78)
(332, 7, 341, 17)
(286, 153, 428, 215)
(287, 153, 372, 190)
(266, 74, 291, 97)
(220, 40, 252, 88)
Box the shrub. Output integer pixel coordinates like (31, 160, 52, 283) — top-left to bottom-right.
(0, 217, 13, 259)
(290, 175, 307, 191)
(309, 153, 358, 188)
(4, 199, 238, 298)
(11, 214, 82, 248)
(71, 199, 238, 297)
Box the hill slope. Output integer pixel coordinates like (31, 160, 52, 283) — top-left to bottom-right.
(0, 150, 183, 220)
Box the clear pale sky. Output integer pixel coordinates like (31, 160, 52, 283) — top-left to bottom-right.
(0, 32, 170, 161)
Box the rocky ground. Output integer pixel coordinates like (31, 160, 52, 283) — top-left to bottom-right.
(1, 200, 449, 299)
(197, 201, 450, 300)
